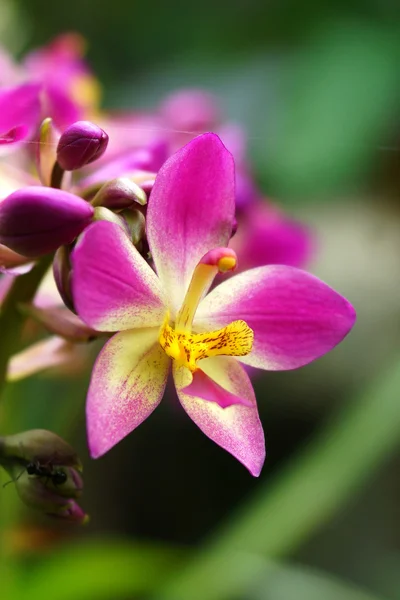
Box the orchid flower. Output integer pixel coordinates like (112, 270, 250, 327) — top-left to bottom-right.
(71, 133, 356, 476)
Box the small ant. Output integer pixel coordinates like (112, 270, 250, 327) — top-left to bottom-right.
(2, 458, 68, 488)
(26, 461, 68, 486)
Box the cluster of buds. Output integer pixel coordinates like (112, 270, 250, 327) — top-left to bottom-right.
(0, 117, 152, 312)
(0, 429, 87, 523)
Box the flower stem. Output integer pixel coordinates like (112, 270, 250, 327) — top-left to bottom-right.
(50, 161, 64, 189)
(0, 254, 53, 398)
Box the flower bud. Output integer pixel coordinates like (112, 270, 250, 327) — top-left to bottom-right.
(91, 177, 147, 210)
(123, 208, 146, 247)
(57, 121, 108, 171)
(92, 206, 131, 236)
(53, 245, 74, 310)
(0, 429, 87, 523)
(48, 500, 89, 523)
(13, 468, 87, 523)
(0, 429, 81, 468)
(0, 187, 94, 257)
(36, 118, 60, 186)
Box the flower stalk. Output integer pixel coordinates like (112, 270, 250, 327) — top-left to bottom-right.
(0, 253, 54, 397)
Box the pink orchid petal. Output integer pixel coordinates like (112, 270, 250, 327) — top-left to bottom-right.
(7, 336, 78, 382)
(232, 203, 313, 270)
(72, 221, 167, 331)
(183, 368, 253, 408)
(43, 84, 81, 129)
(196, 266, 356, 370)
(0, 244, 31, 270)
(87, 328, 169, 458)
(0, 125, 29, 145)
(0, 83, 41, 146)
(174, 357, 265, 476)
(147, 133, 235, 312)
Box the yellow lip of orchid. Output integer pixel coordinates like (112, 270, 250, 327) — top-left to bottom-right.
(158, 247, 254, 372)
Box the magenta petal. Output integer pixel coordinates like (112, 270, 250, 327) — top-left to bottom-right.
(72, 221, 166, 331)
(87, 328, 169, 458)
(0, 125, 29, 146)
(0, 83, 41, 146)
(183, 368, 253, 408)
(43, 84, 81, 129)
(197, 266, 356, 370)
(232, 203, 313, 270)
(147, 133, 235, 311)
(174, 357, 265, 476)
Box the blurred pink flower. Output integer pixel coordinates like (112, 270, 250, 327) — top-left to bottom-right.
(71, 134, 355, 475)
(0, 33, 100, 151)
(97, 88, 313, 271)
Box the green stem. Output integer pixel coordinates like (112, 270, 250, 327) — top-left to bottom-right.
(50, 161, 65, 190)
(0, 254, 54, 599)
(0, 254, 53, 397)
(158, 357, 400, 600)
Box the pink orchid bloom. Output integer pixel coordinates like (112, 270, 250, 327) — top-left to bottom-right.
(71, 133, 355, 476)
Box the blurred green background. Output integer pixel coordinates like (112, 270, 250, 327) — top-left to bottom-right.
(1, 0, 400, 599)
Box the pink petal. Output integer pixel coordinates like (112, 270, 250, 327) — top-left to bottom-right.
(174, 357, 265, 476)
(196, 266, 356, 370)
(232, 202, 313, 270)
(87, 328, 169, 458)
(72, 221, 167, 331)
(7, 336, 79, 382)
(0, 244, 31, 270)
(146, 133, 235, 311)
(43, 84, 81, 129)
(0, 83, 41, 146)
(183, 368, 253, 408)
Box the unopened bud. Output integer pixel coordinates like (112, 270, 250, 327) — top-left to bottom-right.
(57, 121, 108, 171)
(0, 429, 87, 523)
(0, 187, 94, 257)
(13, 467, 87, 523)
(36, 118, 60, 187)
(53, 245, 74, 311)
(91, 177, 147, 210)
(123, 208, 146, 247)
(48, 499, 88, 523)
(92, 206, 130, 235)
(0, 429, 81, 468)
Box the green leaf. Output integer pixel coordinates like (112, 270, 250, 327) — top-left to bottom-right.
(17, 539, 186, 600)
(259, 20, 400, 198)
(251, 561, 386, 600)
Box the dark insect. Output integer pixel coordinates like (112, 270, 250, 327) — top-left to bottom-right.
(26, 461, 67, 486)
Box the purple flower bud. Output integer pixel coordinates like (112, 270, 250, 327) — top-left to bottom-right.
(0, 187, 94, 257)
(57, 120, 108, 171)
(91, 177, 147, 209)
(53, 245, 74, 310)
